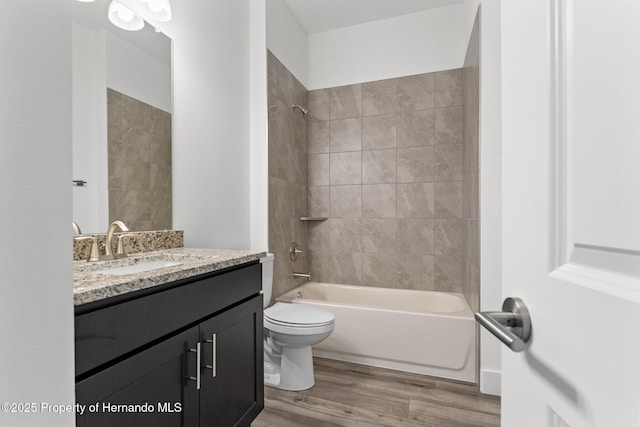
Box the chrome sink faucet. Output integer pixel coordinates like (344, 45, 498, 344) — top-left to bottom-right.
(105, 220, 130, 259)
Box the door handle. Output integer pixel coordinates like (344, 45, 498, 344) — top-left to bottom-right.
(475, 297, 531, 352)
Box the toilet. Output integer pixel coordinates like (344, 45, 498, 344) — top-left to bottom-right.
(260, 254, 335, 391)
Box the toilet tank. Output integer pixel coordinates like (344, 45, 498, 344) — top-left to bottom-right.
(260, 253, 275, 308)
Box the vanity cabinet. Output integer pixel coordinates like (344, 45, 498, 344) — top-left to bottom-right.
(75, 262, 263, 427)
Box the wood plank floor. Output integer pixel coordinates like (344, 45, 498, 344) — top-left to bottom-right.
(252, 357, 500, 427)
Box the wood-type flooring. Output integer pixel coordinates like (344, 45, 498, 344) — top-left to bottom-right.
(252, 357, 500, 427)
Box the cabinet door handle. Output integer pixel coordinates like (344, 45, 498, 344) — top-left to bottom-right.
(205, 334, 217, 378)
(188, 342, 201, 390)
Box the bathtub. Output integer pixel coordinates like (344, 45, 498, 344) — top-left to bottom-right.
(276, 282, 476, 383)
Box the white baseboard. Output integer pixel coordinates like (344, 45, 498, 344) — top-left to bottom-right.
(480, 368, 501, 396)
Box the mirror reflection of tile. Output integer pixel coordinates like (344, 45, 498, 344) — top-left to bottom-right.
(107, 88, 172, 232)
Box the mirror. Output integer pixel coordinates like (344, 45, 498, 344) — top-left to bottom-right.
(72, 0, 172, 234)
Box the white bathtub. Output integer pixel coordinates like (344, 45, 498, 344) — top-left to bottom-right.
(276, 282, 476, 383)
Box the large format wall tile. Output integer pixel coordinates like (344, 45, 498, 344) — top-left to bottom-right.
(363, 114, 396, 150)
(308, 186, 330, 217)
(434, 219, 463, 256)
(330, 151, 362, 185)
(308, 89, 330, 122)
(309, 220, 330, 253)
(362, 184, 396, 218)
(435, 144, 464, 182)
(330, 84, 362, 119)
(363, 78, 398, 116)
(269, 177, 295, 219)
(397, 73, 435, 111)
(362, 149, 396, 184)
(434, 255, 463, 292)
(397, 219, 434, 255)
(309, 120, 330, 154)
(435, 106, 464, 145)
(330, 118, 362, 152)
(396, 254, 434, 289)
(361, 253, 397, 287)
(308, 251, 330, 282)
(329, 253, 362, 285)
(435, 69, 463, 107)
(435, 181, 463, 218)
(397, 182, 434, 218)
(397, 110, 435, 148)
(330, 218, 362, 253)
(361, 218, 398, 253)
(309, 153, 330, 185)
(330, 185, 362, 218)
(397, 146, 436, 182)
(362, 253, 434, 290)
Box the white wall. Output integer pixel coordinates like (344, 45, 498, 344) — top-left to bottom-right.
(250, 0, 269, 251)
(165, 0, 253, 249)
(0, 2, 75, 426)
(463, 0, 503, 396)
(307, 4, 467, 90)
(266, 0, 308, 87)
(105, 31, 172, 113)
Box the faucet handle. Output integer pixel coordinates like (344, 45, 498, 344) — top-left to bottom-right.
(115, 233, 136, 258)
(74, 236, 99, 262)
(105, 220, 130, 257)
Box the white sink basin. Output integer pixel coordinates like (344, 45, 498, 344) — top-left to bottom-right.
(95, 260, 183, 276)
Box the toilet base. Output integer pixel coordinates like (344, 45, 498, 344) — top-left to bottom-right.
(264, 345, 315, 391)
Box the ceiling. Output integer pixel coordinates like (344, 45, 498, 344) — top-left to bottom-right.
(282, 0, 464, 34)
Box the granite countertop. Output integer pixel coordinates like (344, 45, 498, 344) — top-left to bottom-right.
(74, 248, 266, 306)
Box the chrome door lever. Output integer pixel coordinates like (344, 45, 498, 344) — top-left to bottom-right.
(475, 297, 531, 352)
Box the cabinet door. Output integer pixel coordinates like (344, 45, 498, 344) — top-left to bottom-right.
(76, 326, 200, 427)
(199, 295, 263, 426)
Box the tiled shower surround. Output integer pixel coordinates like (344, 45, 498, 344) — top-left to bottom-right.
(267, 52, 309, 299)
(307, 71, 466, 292)
(108, 88, 172, 231)
(267, 49, 479, 301)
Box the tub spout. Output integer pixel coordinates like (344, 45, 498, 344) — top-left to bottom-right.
(292, 272, 311, 280)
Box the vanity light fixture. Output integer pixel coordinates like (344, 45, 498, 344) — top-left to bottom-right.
(139, 0, 172, 23)
(111, 0, 172, 32)
(75, 0, 172, 32)
(108, 0, 144, 31)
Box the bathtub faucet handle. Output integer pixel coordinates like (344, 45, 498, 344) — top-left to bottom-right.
(290, 242, 304, 261)
(292, 272, 311, 280)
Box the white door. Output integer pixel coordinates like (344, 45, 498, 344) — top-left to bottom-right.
(498, 0, 640, 426)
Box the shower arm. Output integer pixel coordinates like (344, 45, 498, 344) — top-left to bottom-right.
(292, 104, 309, 115)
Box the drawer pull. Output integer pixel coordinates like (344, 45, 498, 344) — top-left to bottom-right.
(188, 342, 201, 390)
(205, 334, 217, 378)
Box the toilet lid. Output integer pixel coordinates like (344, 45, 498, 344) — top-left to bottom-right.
(264, 303, 334, 327)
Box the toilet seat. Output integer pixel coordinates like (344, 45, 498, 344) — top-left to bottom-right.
(264, 303, 334, 335)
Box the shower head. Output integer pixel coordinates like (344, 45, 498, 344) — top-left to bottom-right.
(292, 104, 309, 116)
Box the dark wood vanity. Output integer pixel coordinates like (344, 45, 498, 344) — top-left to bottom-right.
(74, 261, 263, 427)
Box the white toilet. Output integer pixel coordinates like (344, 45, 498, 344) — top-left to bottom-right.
(260, 254, 335, 391)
